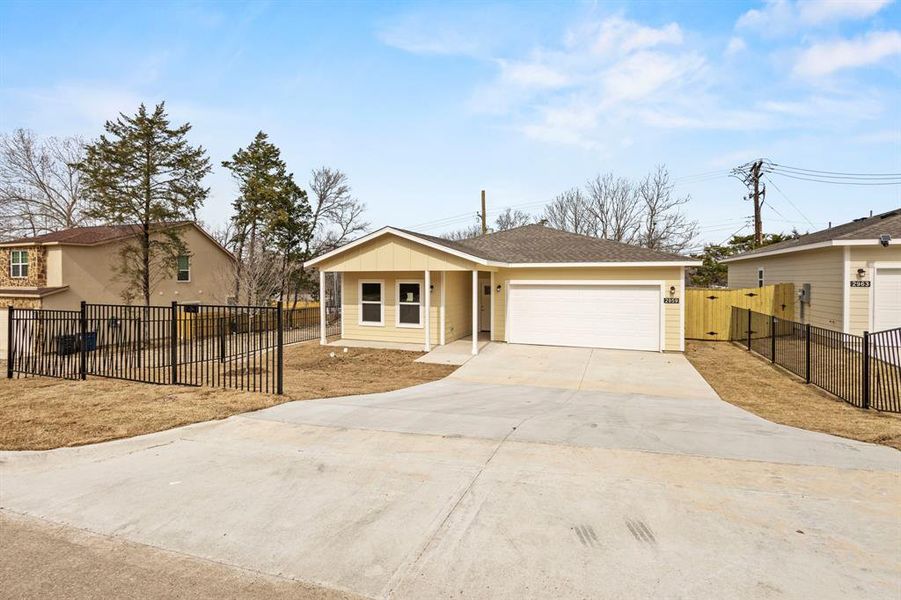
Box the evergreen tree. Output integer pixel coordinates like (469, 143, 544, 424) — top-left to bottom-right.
(223, 132, 311, 303)
(78, 102, 211, 305)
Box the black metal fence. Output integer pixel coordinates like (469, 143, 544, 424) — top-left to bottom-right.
(731, 307, 901, 412)
(6, 301, 342, 394)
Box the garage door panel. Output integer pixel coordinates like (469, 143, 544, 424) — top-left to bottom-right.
(507, 284, 661, 351)
(874, 268, 901, 331)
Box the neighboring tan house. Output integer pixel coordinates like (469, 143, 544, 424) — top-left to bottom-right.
(1, 223, 235, 359)
(723, 209, 901, 335)
(305, 224, 700, 355)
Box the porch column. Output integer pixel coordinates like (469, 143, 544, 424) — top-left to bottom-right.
(424, 270, 431, 352)
(439, 271, 446, 346)
(489, 271, 495, 342)
(319, 270, 326, 345)
(471, 269, 478, 355)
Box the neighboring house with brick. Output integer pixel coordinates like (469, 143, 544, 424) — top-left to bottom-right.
(1, 223, 235, 359)
(723, 209, 901, 335)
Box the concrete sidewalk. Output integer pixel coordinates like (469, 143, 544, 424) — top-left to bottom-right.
(1, 344, 899, 599)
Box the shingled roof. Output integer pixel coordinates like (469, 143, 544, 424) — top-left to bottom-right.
(306, 223, 696, 267)
(1, 223, 197, 246)
(724, 208, 901, 261)
(402, 224, 690, 263)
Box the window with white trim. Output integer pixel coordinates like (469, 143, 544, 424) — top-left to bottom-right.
(360, 281, 383, 325)
(396, 281, 422, 327)
(757, 268, 764, 288)
(9, 250, 29, 279)
(176, 255, 190, 281)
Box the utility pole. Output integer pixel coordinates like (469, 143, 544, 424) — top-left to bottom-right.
(480, 190, 487, 234)
(751, 160, 763, 247)
(731, 159, 768, 248)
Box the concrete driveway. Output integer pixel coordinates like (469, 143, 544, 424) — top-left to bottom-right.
(2, 343, 899, 599)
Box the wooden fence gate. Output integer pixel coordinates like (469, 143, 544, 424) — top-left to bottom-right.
(685, 283, 795, 341)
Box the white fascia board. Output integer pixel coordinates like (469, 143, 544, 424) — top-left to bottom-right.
(503, 261, 700, 268)
(303, 227, 490, 268)
(721, 239, 883, 263)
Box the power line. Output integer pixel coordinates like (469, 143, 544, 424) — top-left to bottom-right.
(767, 171, 901, 186)
(763, 175, 816, 228)
(767, 162, 901, 178)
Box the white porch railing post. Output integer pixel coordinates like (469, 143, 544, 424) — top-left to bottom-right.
(424, 270, 431, 352)
(319, 270, 327, 345)
(471, 269, 478, 355)
(439, 271, 446, 346)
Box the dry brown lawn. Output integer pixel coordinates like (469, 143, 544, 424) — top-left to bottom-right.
(0, 342, 455, 451)
(686, 340, 901, 451)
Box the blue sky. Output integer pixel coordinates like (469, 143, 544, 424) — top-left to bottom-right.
(1, 0, 899, 249)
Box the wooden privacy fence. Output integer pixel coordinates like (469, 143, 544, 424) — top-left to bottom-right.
(685, 283, 795, 341)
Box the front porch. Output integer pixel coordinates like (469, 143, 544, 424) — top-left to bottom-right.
(317, 267, 496, 357)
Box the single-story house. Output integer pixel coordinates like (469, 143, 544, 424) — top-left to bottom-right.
(305, 224, 700, 355)
(723, 208, 901, 335)
(1, 222, 235, 359)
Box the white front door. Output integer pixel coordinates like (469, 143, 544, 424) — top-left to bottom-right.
(874, 267, 901, 331)
(478, 279, 491, 332)
(506, 283, 662, 351)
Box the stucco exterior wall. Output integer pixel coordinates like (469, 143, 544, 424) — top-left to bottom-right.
(315, 234, 479, 272)
(847, 245, 901, 335)
(727, 247, 843, 331)
(341, 271, 440, 347)
(40, 226, 234, 310)
(490, 266, 684, 352)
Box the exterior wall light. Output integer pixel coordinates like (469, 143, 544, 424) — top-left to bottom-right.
(669, 285, 676, 296)
(496, 284, 502, 293)
(856, 268, 866, 279)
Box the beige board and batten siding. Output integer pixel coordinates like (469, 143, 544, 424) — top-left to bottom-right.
(313, 233, 479, 272)
(492, 266, 684, 352)
(727, 247, 843, 331)
(342, 271, 440, 346)
(443, 270, 473, 343)
(847, 245, 901, 335)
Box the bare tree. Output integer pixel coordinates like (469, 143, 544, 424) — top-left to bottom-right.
(0, 129, 91, 240)
(542, 188, 598, 236)
(494, 208, 533, 231)
(544, 166, 697, 254)
(585, 173, 641, 243)
(635, 165, 698, 253)
(293, 167, 368, 302)
(441, 221, 483, 240)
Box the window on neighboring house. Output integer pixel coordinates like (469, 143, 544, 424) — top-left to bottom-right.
(396, 281, 422, 327)
(757, 268, 764, 288)
(359, 281, 383, 325)
(177, 255, 190, 282)
(10, 250, 29, 279)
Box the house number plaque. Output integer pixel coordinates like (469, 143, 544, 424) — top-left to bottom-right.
(663, 297, 680, 304)
(849, 281, 871, 287)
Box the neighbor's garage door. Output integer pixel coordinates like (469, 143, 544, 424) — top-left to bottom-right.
(507, 283, 661, 351)
(874, 268, 901, 331)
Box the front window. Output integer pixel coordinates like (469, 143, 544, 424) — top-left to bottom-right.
(360, 281, 383, 325)
(397, 281, 422, 327)
(757, 268, 764, 288)
(10, 250, 29, 279)
(177, 255, 190, 282)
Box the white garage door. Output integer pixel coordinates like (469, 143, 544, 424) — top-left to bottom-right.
(507, 283, 662, 351)
(874, 268, 901, 331)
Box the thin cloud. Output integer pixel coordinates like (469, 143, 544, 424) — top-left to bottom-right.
(793, 30, 901, 77)
(737, 0, 893, 35)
